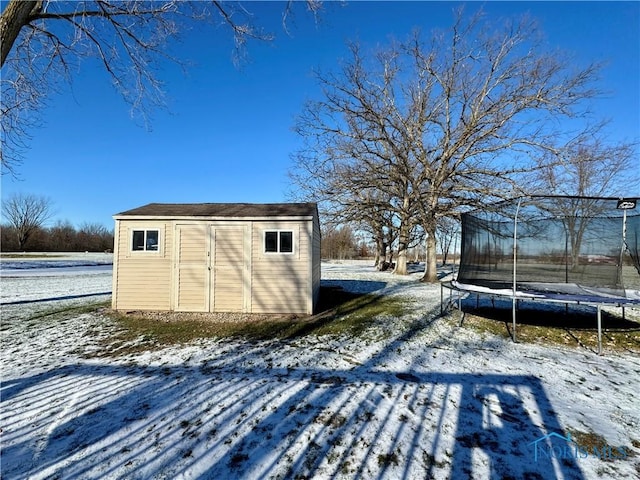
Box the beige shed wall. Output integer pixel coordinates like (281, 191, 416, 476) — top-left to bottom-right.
(211, 225, 249, 312)
(250, 220, 312, 314)
(174, 224, 209, 312)
(311, 214, 321, 310)
(112, 220, 173, 310)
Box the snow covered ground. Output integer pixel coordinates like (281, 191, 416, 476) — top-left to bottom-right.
(0, 252, 113, 305)
(1, 258, 639, 479)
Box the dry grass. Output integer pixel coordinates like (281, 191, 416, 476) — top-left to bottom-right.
(567, 428, 636, 462)
(25, 300, 112, 322)
(94, 287, 408, 357)
(457, 303, 640, 353)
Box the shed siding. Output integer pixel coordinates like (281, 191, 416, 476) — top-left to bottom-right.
(175, 224, 209, 312)
(113, 221, 172, 310)
(212, 226, 247, 312)
(312, 213, 321, 310)
(250, 221, 311, 314)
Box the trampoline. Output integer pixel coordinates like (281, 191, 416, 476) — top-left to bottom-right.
(443, 195, 640, 354)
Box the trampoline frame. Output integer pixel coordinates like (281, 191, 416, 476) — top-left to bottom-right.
(440, 280, 640, 355)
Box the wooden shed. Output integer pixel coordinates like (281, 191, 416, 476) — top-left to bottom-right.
(111, 202, 321, 314)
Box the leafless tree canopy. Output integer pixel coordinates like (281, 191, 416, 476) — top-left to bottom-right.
(322, 224, 361, 260)
(291, 8, 602, 281)
(1, 192, 55, 250)
(533, 127, 639, 198)
(0, 0, 323, 173)
(529, 128, 639, 270)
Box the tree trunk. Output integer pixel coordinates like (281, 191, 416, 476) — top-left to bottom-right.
(17, 230, 28, 251)
(374, 228, 385, 269)
(421, 225, 438, 282)
(394, 194, 411, 275)
(1, 0, 42, 67)
(394, 221, 408, 275)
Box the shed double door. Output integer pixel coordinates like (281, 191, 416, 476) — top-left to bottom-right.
(174, 224, 248, 312)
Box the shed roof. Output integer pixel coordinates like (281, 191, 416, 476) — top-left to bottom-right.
(114, 202, 318, 218)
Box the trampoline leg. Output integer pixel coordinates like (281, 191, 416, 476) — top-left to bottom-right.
(450, 287, 454, 312)
(512, 297, 517, 343)
(597, 305, 602, 355)
(440, 283, 444, 316)
(622, 306, 626, 321)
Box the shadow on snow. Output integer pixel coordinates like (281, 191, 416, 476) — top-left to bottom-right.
(1, 305, 585, 480)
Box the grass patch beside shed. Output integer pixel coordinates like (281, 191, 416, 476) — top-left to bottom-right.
(94, 286, 409, 356)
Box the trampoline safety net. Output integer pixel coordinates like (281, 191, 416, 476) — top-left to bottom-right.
(457, 196, 640, 296)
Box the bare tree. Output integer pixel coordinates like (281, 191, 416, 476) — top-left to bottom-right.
(322, 224, 358, 260)
(48, 219, 77, 251)
(77, 221, 113, 251)
(533, 129, 639, 198)
(289, 145, 400, 269)
(292, 7, 601, 281)
(1, 0, 323, 173)
(1, 193, 54, 250)
(292, 41, 424, 275)
(531, 130, 639, 269)
(436, 216, 459, 266)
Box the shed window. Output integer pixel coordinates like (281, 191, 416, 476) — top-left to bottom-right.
(132, 229, 159, 251)
(280, 231, 293, 253)
(265, 231, 293, 253)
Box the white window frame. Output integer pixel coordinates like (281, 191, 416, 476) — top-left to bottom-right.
(264, 230, 294, 254)
(131, 228, 161, 253)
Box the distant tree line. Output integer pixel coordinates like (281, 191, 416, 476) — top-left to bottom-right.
(1, 193, 113, 252)
(1, 220, 113, 252)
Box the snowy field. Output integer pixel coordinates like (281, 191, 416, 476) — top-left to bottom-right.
(1, 258, 639, 479)
(0, 252, 113, 304)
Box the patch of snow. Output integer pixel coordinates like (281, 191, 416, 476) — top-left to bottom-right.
(0, 252, 113, 271)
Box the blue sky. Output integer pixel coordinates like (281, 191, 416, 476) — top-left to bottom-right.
(1, 1, 638, 229)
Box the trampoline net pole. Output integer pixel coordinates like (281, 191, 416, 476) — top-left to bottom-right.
(618, 208, 627, 286)
(512, 198, 522, 342)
